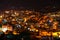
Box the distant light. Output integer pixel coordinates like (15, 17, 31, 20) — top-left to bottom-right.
(15, 12, 16, 14)
(13, 31, 18, 35)
(36, 29, 38, 32)
(0, 15, 3, 18)
(59, 35, 60, 38)
(24, 18, 27, 22)
(16, 24, 21, 28)
(52, 32, 58, 37)
(28, 28, 30, 30)
(12, 19, 16, 21)
(2, 28, 7, 32)
(5, 11, 10, 13)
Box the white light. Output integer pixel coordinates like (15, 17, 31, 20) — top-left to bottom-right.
(49, 20, 52, 22)
(2, 28, 7, 32)
(59, 35, 60, 38)
(28, 28, 30, 30)
(17, 25, 21, 28)
(5, 11, 10, 13)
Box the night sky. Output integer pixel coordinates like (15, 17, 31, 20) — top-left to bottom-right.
(0, 0, 60, 12)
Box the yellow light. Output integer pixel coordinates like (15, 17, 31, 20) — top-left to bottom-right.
(58, 32, 60, 34)
(12, 19, 16, 21)
(36, 29, 38, 32)
(24, 18, 27, 22)
(52, 32, 58, 37)
(0, 15, 3, 18)
(13, 31, 18, 35)
(41, 31, 47, 36)
(7, 26, 13, 31)
(47, 33, 51, 36)
(16, 13, 19, 16)
(36, 36, 41, 38)
(15, 12, 17, 14)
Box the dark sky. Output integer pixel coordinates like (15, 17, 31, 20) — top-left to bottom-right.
(0, 0, 60, 12)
